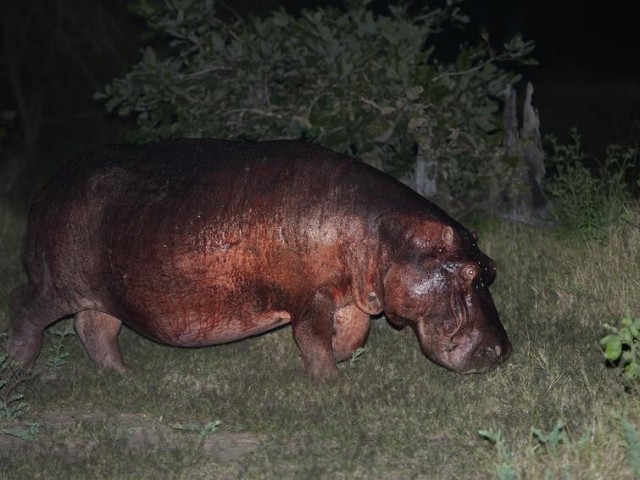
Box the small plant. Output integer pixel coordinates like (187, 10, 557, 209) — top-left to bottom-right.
(614, 413, 640, 477)
(172, 420, 222, 437)
(600, 311, 640, 390)
(45, 322, 76, 370)
(0, 354, 30, 420)
(1, 422, 40, 441)
(478, 428, 517, 480)
(348, 347, 367, 367)
(532, 419, 567, 453)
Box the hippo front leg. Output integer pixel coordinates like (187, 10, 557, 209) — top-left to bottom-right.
(332, 304, 370, 362)
(291, 293, 339, 381)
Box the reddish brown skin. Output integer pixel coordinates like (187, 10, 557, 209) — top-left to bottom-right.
(7, 139, 511, 380)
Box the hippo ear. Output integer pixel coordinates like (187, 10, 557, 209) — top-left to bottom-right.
(381, 213, 457, 255)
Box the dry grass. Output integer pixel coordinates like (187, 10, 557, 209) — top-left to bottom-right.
(1, 199, 639, 478)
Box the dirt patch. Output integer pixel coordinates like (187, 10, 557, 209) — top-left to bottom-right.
(0, 412, 263, 462)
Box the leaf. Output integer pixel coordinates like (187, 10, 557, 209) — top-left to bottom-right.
(604, 337, 623, 361)
(620, 329, 633, 345)
(118, 105, 132, 116)
(272, 10, 289, 28)
(211, 32, 224, 51)
(478, 429, 500, 444)
(143, 47, 157, 66)
(406, 86, 424, 101)
(408, 116, 424, 131)
(0, 422, 40, 441)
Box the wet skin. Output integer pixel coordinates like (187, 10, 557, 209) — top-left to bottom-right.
(7, 139, 511, 380)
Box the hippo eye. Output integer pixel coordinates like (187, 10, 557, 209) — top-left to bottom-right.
(463, 264, 478, 281)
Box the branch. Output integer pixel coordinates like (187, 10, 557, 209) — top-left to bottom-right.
(430, 51, 520, 82)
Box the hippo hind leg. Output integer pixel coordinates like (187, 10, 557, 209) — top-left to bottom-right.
(7, 282, 71, 368)
(74, 310, 131, 374)
(332, 305, 370, 363)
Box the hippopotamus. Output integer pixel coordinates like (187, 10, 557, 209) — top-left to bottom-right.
(7, 139, 511, 380)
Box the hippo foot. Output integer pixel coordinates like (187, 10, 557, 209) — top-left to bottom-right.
(74, 310, 131, 375)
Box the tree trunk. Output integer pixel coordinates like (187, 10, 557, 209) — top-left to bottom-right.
(501, 82, 549, 222)
(521, 83, 549, 212)
(413, 143, 438, 198)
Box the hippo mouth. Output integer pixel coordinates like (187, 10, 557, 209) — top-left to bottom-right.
(407, 313, 513, 374)
(446, 339, 513, 374)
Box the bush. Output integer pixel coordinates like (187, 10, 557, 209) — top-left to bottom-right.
(545, 130, 636, 241)
(97, 0, 534, 206)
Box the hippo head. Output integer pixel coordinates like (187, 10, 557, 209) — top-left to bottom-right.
(372, 215, 512, 374)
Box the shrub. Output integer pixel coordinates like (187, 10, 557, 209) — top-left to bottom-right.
(545, 130, 636, 241)
(96, 0, 534, 206)
(600, 311, 640, 391)
(0, 354, 29, 420)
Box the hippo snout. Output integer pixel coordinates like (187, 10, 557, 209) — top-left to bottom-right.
(460, 338, 512, 374)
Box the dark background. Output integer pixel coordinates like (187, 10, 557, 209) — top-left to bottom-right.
(1, 0, 638, 196)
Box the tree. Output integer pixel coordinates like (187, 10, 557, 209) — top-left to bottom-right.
(98, 0, 535, 212)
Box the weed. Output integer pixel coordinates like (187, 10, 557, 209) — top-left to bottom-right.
(600, 311, 640, 390)
(348, 347, 367, 367)
(0, 354, 29, 420)
(531, 419, 566, 453)
(1, 422, 40, 441)
(614, 413, 640, 477)
(45, 321, 76, 370)
(478, 429, 517, 480)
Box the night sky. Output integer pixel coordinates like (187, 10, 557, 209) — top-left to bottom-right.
(462, 0, 640, 155)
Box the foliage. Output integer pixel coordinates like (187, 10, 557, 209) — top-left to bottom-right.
(0, 354, 29, 420)
(531, 419, 567, 453)
(600, 311, 640, 391)
(348, 346, 367, 367)
(1, 422, 40, 441)
(480, 418, 631, 479)
(615, 413, 640, 477)
(478, 429, 517, 480)
(45, 321, 76, 370)
(545, 130, 636, 241)
(97, 0, 534, 205)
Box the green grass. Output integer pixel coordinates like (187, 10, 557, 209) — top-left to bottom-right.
(1, 198, 639, 478)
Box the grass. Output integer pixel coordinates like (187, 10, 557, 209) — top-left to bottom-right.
(1, 196, 639, 478)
